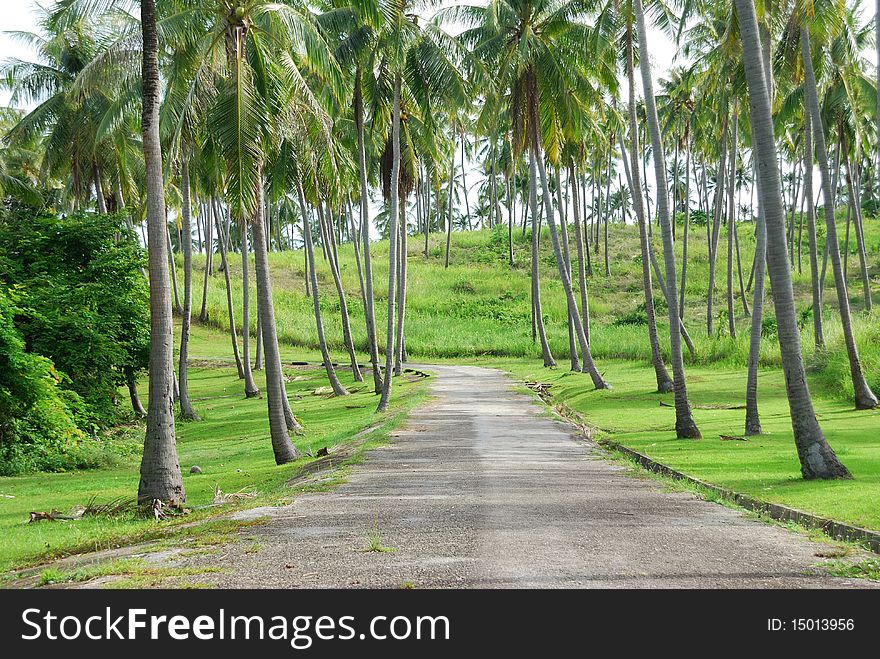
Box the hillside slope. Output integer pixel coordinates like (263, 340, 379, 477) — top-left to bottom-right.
(190, 215, 879, 401)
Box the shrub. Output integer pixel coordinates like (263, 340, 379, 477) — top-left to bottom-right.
(0, 211, 149, 427)
(0, 287, 86, 475)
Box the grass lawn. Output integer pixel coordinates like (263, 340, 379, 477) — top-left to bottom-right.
(2, 219, 878, 577)
(493, 357, 880, 533)
(0, 324, 426, 576)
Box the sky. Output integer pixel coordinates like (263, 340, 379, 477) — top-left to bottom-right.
(0, 1, 43, 107)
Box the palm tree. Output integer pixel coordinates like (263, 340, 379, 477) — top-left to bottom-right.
(621, 9, 673, 394)
(373, 7, 467, 410)
(138, 0, 185, 505)
(734, 0, 850, 479)
(176, 156, 199, 420)
(453, 0, 609, 387)
(633, 0, 699, 437)
(798, 17, 877, 410)
(1, 1, 111, 211)
(347, 25, 383, 391)
(166, 0, 342, 452)
(296, 176, 349, 397)
(377, 70, 402, 412)
(0, 109, 43, 207)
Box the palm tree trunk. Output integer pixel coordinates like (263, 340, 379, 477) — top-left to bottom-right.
(126, 367, 146, 418)
(745, 164, 767, 436)
(198, 196, 213, 322)
(253, 175, 302, 463)
(569, 163, 591, 346)
(394, 198, 409, 375)
(213, 198, 245, 378)
(347, 196, 371, 381)
(460, 128, 471, 228)
(679, 132, 691, 319)
(556, 169, 580, 371)
(528, 153, 555, 366)
(737, 0, 851, 478)
(354, 70, 382, 394)
(178, 159, 198, 420)
(94, 163, 108, 214)
(507, 173, 515, 266)
(726, 109, 739, 338)
(253, 278, 263, 369)
(603, 150, 611, 275)
(377, 72, 401, 412)
(634, 0, 700, 437)
(804, 116, 825, 349)
(801, 26, 877, 410)
(707, 113, 728, 337)
(841, 133, 873, 312)
(624, 27, 674, 393)
(239, 219, 260, 397)
(166, 224, 183, 315)
(138, 0, 185, 506)
(733, 210, 750, 316)
(445, 152, 454, 268)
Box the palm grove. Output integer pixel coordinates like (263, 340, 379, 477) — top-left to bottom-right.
(0, 0, 877, 506)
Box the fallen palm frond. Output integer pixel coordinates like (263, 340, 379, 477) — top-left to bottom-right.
(79, 496, 139, 517)
(212, 485, 258, 505)
(29, 496, 139, 523)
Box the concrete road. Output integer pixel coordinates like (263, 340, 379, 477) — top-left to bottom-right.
(183, 365, 874, 589)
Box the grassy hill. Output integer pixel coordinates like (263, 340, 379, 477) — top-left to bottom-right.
(187, 215, 880, 536)
(194, 213, 880, 401)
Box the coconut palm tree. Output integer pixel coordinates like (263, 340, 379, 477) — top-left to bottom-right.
(372, 7, 468, 411)
(734, 0, 850, 479)
(1, 0, 115, 211)
(138, 0, 186, 505)
(617, 6, 674, 394)
(633, 0, 700, 437)
(451, 0, 610, 388)
(796, 10, 877, 410)
(164, 0, 343, 455)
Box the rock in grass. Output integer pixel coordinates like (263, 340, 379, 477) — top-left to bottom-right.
(190, 465, 203, 474)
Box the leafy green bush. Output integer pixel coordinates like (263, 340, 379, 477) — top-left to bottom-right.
(0, 287, 86, 475)
(0, 211, 149, 427)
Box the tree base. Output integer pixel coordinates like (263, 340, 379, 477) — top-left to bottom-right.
(274, 446, 300, 465)
(245, 388, 261, 398)
(744, 425, 762, 437)
(855, 391, 879, 410)
(656, 379, 674, 394)
(800, 442, 852, 480)
(675, 416, 702, 439)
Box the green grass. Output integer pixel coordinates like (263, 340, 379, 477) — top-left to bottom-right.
(363, 514, 396, 553)
(36, 558, 222, 587)
(493, 356, 880, 533)
(184, 214, 877, 536)
(2, 212, 877, 578)
(822, 558, 880, 581)
(192, 212, 879, 402)
(0, 323, 427, 576)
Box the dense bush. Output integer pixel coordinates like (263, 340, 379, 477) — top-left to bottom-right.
(0, 286, 86, 475)
(0, 211, 149, 429)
